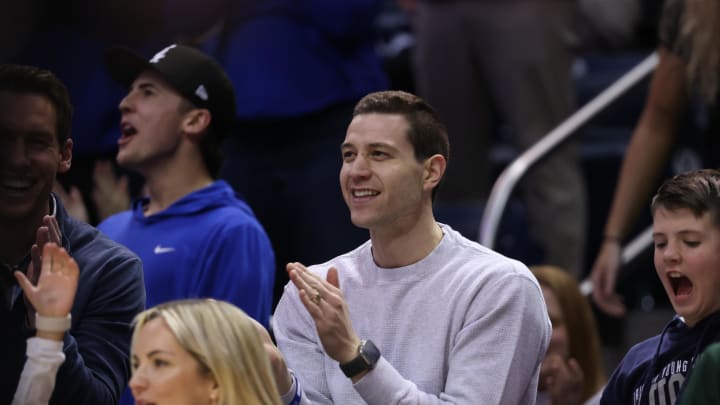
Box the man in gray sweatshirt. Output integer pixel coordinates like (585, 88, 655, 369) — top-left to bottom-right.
(269, 90, 551, 404)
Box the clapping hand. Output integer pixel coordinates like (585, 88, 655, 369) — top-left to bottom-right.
(53, 181, 89, 222)
(15, 243, 79, 341)
(287, 262, 361, 367)
(91, 160, 130, 222)
(250, 317, 293, 395)
(28, 215, 63, 286)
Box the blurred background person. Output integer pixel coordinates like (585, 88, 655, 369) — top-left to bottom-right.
(217, 0, 390, 306)
(591, 0, 720, 316)
(408, 0, 587, 278)
(532, 265, 607, 405)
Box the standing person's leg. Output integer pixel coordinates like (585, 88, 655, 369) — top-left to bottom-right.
(221, 102, 367, 306)
(473, 1, 587, 277)
(413, 1, 495, 203)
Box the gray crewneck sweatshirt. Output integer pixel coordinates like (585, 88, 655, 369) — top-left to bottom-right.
(274, 224, 550, 404)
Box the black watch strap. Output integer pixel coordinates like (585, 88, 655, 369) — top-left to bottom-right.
(339, 339, 381, 378)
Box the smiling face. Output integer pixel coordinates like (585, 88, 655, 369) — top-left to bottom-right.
(130, 317, 217, 405)
(0, 91, 71, 224)
(653, 207, 720, 327)
(340, 113, 432, 234)
(116, 70, 190, 173)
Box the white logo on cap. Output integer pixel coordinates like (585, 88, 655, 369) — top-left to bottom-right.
(150, 44, 177, 64)
(195, 85, 208, 101)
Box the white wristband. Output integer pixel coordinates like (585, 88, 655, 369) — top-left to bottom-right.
(35, 313, 72, 333)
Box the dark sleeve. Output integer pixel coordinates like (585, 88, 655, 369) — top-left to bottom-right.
(679, 343, 720, 405)
(51, 254, 145, 405)
(600, 358, 631, 405)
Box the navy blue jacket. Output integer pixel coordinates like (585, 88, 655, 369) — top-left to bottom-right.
(601, 312, 720, 405)
(0, 195, 145, 404)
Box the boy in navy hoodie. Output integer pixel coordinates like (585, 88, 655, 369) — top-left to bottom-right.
(601, 169, 720, 405)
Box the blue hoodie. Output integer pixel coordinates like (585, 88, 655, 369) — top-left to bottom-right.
(601, 311, 720, 405)
(99, 180, 275, 327)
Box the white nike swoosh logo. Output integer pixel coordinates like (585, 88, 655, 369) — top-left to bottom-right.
(153, 245, 176, 254)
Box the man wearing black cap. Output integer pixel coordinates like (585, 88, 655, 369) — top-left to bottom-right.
(98, 44, 275, 331)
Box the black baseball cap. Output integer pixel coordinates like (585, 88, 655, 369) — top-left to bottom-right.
(105, 44, 237, 136)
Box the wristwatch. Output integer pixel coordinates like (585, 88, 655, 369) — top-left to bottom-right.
(339, 339, 381, 378)
(35, 313, 72, 333)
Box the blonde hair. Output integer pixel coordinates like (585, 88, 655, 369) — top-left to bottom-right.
(131, 299, 281, 405)
(681, 0, 720, 102)
(531, 266, 606, 401)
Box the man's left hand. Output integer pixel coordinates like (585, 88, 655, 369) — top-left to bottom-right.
(287, 262, 361, 364)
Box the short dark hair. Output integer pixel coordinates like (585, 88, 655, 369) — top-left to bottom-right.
(651, 169, 720, 225)
(353, 91, 450, 198)
(0, 64, 73, 144)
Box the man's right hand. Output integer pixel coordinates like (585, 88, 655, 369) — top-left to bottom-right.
(251, 318, 293, 396)
(590, 239, 626, 317)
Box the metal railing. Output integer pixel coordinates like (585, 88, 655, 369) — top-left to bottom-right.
(477, 52, 659, 290)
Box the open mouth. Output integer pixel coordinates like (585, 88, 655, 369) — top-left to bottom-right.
(669, 272, 693, 297)
(119, 123, 138, 143)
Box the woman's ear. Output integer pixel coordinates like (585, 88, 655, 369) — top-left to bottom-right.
(208, 380, 220, 404)
(182, 109, 212, 141)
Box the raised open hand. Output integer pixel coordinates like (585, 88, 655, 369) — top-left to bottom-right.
(53, 181, 89, 222)
(15, 242, 78, 319)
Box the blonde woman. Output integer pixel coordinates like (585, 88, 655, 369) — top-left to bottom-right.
(591, 0, 720, 317)
(532, 265, 606, 405)
(129, 299, 281, 405)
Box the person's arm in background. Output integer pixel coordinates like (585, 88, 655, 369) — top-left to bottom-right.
(12, 243, 79, 405)
(591, 46, 687, 317)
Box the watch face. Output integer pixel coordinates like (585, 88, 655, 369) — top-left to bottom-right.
(360, 340, 381, 367)
(339, 339, 382, 378)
